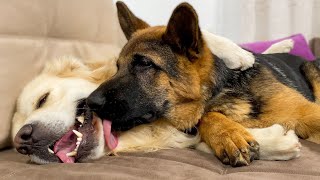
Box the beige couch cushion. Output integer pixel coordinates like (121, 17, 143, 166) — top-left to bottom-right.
(0, 0, 125, 148)
(0, 140, 319, 179)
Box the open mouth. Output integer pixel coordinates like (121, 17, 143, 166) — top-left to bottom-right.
(45, 103, 157, 163)
(49, 108, 118, 163)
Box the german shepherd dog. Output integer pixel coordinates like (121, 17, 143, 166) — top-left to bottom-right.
(87, 2, 320, 167)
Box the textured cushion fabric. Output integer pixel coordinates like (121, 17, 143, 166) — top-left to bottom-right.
(0, 0, 125, 149)
(241, 34, 316, 61)
(0, 140, 319, 179)
(1, 1, 320, 179)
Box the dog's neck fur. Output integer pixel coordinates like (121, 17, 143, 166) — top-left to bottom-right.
(168, 42, 236, 130)
(208, 55, 233, 99)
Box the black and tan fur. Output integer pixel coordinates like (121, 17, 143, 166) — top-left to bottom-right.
(87, 2, 320, 167)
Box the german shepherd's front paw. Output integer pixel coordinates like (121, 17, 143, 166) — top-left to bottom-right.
(212, 131, 260, 167)
(199, 112, 260, 167)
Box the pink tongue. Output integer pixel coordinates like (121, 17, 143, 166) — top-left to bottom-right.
(103, 120, 118, 150)
(53, 130, 76, 163)
(53, 119, 118, 163)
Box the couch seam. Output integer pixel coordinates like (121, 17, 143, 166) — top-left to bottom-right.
(0, 33, 116, 45)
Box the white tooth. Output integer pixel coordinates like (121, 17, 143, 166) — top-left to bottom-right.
(77, 138, 82, 142)
(76, 116, 84, 124)
(72, 130, 83, 138)
(76, 142, 80, 145)
(48, 148, 54, 154)
(79, 125, 82, 127)
(66, 151, 77, 157)
(75, 144, 80, 151)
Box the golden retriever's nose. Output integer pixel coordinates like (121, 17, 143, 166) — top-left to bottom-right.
(14, 124, 33, 155)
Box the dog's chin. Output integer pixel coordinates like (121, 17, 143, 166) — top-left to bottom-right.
(112, 112, 157, 131)
(75, 114, 107, 163)
(29, 119, 105, 165)
(30, 155, 59, 164)
(55, 112, 107, 163)
(29, 114, 106, 164)
(29, 111, 157, 164)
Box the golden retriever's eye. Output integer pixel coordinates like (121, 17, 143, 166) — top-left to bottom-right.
(36, 93, 49, 109)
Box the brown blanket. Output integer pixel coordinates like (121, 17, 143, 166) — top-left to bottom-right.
(1, 140, 319, 180)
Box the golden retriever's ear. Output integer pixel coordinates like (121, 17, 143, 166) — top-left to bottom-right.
(116, 1, 150, 40)
(42, 56, 117, 83)
(42, 57, 89, 77)
(88, 58, 117, 83)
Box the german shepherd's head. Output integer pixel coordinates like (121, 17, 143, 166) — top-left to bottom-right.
(87, 2, 215, 131)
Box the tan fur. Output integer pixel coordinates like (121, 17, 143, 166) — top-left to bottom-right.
(11, 56, 200, 164)
(13, 2, 304, 164)
(301, 62, 320, 104)
(113, 2, 314, 167)
(13, 44, 303, 164)
(199, 112, 258, 165)
(115, 119, 200, 153)
(43, 56, 117, 84)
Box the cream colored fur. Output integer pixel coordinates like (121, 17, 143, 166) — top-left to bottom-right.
(202, 30, 254, 70)
(12, 33, 298, 164)
(115, 120, 200, 153)
(262, 39, 294, 54)
(196, 124, 301, 161)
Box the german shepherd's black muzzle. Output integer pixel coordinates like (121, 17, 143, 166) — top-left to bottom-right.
(87, 75, 159, 131)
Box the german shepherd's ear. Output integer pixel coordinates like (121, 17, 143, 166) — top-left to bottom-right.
(116, 1, 150, 40)
(163, 3, 202, 61)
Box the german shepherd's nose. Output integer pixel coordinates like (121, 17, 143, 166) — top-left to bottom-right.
(86, 90, 105, 112)
(14, 124, 34, 155)
(87, 89, 129, 121)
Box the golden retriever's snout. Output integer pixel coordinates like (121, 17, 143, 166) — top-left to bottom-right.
(14, 124, 33, 155)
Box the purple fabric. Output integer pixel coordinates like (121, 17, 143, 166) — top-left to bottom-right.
(240, 34, 316, 61)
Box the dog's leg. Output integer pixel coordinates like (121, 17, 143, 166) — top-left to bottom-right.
(294, 103, 320, 144)
(301, 59, 320, 104)
(202, 31, 294, 70)
(262, 39, 294, 54)
(199, 112, 259, 167)
(196, 124, 301, 161)
(247, 124, 301, 160)
(202, 30, 254, 70)
(260, 91, 320, 144)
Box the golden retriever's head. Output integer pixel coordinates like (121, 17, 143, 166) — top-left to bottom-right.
(12, 57, 117, 164)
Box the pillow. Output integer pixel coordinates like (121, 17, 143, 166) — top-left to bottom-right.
(241, 34, 316, 61)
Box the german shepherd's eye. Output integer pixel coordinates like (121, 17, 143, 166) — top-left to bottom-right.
(132, 54, 154, 69)
(36, 92, 49, 109)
